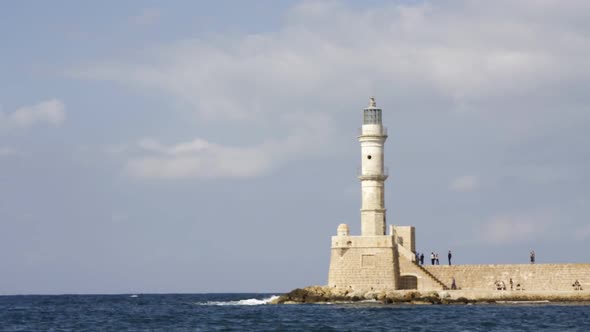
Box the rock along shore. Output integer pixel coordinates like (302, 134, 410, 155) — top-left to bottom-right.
(271, 286, 590, 305)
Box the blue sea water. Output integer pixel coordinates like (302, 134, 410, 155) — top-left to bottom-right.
(1, 293, 589, 331)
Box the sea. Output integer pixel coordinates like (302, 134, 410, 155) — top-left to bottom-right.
(1, 293, 589, 331)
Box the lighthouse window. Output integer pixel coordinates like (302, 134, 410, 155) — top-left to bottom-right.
(363, 109, 382, 124)
(367, 155, 372, 160)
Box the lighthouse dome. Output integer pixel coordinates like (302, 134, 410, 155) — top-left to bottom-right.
(337, 224, 350, 236)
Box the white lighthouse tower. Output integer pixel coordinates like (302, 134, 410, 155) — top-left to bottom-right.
(326, 97, 445, 292)
(359, 97, 388, 236)
(328, 97, 401, 291)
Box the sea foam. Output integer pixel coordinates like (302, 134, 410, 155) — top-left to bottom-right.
(200, 295, 279, 306)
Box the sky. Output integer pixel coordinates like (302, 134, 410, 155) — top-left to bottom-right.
(1, 0, 589, 295)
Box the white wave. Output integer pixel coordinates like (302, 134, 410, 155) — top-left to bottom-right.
(199, 295, 279, 306)
(359, 299, 378, 303)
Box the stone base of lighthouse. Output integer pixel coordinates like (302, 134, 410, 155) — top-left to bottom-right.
(328, 229, 401, 291)
(328, 225, 424, 292)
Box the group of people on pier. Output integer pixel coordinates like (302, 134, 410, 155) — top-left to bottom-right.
(414, 250, 453, 266)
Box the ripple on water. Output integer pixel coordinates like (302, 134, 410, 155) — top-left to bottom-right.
(1, 295, 590, 331)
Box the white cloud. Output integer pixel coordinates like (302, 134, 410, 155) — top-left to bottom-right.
(70, 1, 590, 183)
(131, 7, 161, 25)
(70, 1, 590, 123)
(105, 144, 129, 155)
(126, 144, 270, 179)
(0, 99, 66, 129)
(125, 113, 335, 179)
(481, 211, 552, 245)
(449, 175, 479, 192)
(0, 146, 19, 157)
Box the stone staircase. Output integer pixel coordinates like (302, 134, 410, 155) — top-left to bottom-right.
(413, 261, 449, 290)
(412, 261, 450, 289)
(396, 243, 449, 290)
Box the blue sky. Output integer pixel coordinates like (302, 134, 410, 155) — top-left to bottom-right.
(1, 0, 589, 294)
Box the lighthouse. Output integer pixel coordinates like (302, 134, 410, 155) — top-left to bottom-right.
(324, 97, 590, 295)
(359, 97, 388, 236)
(328, 97, 401, 291)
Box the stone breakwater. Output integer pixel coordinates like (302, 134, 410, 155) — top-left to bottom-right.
(272, 286, 590, 305)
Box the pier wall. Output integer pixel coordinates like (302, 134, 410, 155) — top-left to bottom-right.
(422, 264, 590, 292)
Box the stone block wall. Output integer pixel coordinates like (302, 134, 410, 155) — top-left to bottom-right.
(327, 226, 590, 293)
(393, 226, 415, 253)
(328, 235, 399, 291)
(423, 264, 590, 292)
